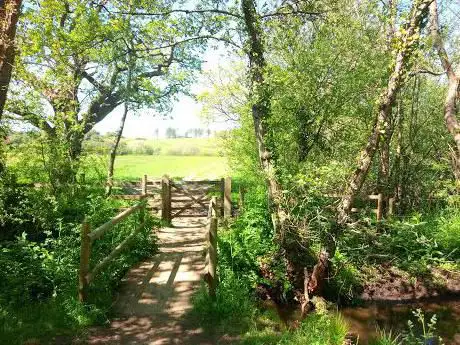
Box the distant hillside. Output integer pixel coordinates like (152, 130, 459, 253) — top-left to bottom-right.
(123, 137, 223, 156)
(83, 136, 224, 157)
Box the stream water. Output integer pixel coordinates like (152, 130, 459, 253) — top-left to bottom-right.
(340, 299, 460, 344)
(269, 298, 460, 344)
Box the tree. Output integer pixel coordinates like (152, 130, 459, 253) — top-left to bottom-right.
(0, 0, 21, 121)
(106, 49, 134, 196)
(166, 127, 177, 139)
(241, 0, 284, 233)
(6, 0, 208, 183)
(429, 0, 460, 183)
(336, 0, 433, 231)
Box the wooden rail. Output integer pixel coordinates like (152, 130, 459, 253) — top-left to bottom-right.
(205, 196, 218, 299)
(78, 197, 147, 303)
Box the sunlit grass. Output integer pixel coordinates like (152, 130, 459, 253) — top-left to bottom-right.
(114, 155, 229, 180)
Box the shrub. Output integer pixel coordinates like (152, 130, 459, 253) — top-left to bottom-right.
(218, 185, 276, 285)
(0, 177, 159, 343)
(190, 269, 257, 335)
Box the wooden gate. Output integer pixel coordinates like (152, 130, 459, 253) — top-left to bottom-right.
(161, 176, 232, 223)
(116, 175, 232, 223)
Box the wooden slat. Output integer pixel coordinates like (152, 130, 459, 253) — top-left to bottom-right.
(181, 179, 221, 185)
(170, 182, 209, 210)
(171, 206, 207, 211)
(171, 187, 217, 194)
(171, 197, 210, 202)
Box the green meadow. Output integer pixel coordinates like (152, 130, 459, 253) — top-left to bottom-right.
(114, 155, 229, 180)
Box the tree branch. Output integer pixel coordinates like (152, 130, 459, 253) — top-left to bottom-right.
(6, 108, 55, 136)
(103, 8, 242, 19)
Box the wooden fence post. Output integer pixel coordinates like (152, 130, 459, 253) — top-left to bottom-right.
(224, 177, 232, 218)
(377, 193, 384, 221)
(142, 174, 148, 196)
(161, 175, 171, 224)
(79, 218, 91, 303)
(207, 197, 218, 299)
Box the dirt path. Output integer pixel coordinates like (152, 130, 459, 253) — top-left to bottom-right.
(82, 218, 219, 345)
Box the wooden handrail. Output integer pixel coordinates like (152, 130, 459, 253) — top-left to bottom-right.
(88, 198, 146, 242)
(79, 194, 148, 303)
(87, 222, 145, 283)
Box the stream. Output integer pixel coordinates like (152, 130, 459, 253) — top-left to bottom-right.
(269, 298, 460, 344)
(341, 299, 460, 344)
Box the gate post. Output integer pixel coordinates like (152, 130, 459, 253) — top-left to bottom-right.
(224, 177, 232, 218)
(161, 175, 171, 224)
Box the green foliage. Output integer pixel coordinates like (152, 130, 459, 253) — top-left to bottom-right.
(240, 313, 347, 345)
(276, 314, 347, 345)
(339, 210, 460, 275)
(372, 309, 444, 345)
(218, 185, 276, 285)
(434, 207, 460, 255)
(0, 173, 159, 343)
(402, 309, 443, 345)
(190, 269, 258, 335)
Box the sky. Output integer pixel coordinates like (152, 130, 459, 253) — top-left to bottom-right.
(94, 47, 235, 138)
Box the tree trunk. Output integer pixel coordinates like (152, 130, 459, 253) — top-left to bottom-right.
(241, 0, 285, 233)
(429, 0, 460, 184)
(378, 117, 393, 217)
(0, 0, 21, 121)
(336, 0, 432, 230)
(378, 0, 398, 216)
(392, 100, 404, 212)
(106, 102, 128, 196)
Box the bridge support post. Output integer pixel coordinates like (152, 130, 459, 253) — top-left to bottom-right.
(161, 175, 171, 224)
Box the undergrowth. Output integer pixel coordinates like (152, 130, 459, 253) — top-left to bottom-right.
(0, 172, 159, 344)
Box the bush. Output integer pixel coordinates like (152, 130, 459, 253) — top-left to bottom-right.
(435, 208, 460, 255)
(0, 177, 159, 343)
(190, 269, 257, 335)
(218, 185, 276, 285)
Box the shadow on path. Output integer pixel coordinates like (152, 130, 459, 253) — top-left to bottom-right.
(79, 218, 232, 345)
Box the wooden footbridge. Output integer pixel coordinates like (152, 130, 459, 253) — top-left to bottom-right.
(76, 176, 234, 344)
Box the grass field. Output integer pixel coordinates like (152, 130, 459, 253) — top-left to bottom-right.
(114, 155, 229, 180)
(122, 137, 223, 156)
